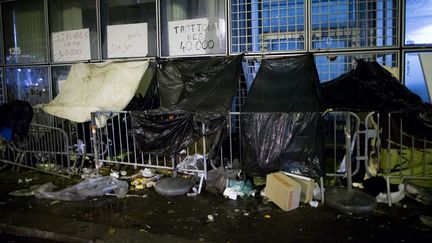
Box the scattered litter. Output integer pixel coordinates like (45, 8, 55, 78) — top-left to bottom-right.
(130, 175, 161, 190)
(36, 163, 62, 173)
(420, 215, 432, 228)
(50, 200, 60, 205)
(81, 168, 98, 180)
(18, 179, 23, 184)
(187, 186, 199, 197)
(9, 185, 41, 196)
(223, 187, 238, 200)
(264, 214, 271, 219)
(309, 200, 319, 208)
(139, 229, 147, 233)
(120, 171, 127, 176)
(376, 184, 405, 204)
(110, 170, 120, 179)
(34, 176, 128, 201)
(207, 215, 214, 222)
(243, 212, 249, 216)
(176, 154, 204, 175)
(141, 168, 154, 177)
(145, 224, 151, 229)
(223, 179, 254, 200)
(25, 178, 33, 183)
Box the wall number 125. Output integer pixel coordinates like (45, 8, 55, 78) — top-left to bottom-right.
(9, 47, 21, 55)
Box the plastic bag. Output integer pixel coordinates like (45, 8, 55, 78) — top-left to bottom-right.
(34, 176, 128, 201)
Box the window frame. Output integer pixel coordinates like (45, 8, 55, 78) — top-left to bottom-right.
(159, 0, 228, 58)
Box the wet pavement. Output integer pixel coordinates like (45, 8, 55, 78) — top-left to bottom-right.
(0, 168, 431, 243)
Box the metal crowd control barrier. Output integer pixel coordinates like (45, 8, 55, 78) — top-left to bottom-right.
(1, 108, 94, 177)
(0, 123, 71, 177)
(363, 112, 432, 206)
(90, 111, 209, 193)
(323, 111, 362, 179)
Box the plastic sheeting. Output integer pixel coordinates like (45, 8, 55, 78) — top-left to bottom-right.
(242, 113, 323, 178)
(132, 55, 242, 155)
(243, 53, 322, 112)
(241, 54, 324, 178)
(158, 55, 243, 113)
(43, 60, 151, 122)
(321, 60, 428, 112)
(132, 110, 226, 155)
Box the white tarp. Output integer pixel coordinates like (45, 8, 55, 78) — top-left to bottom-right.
(42, 60, 150, 123)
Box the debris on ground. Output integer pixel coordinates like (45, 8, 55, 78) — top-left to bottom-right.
(223, 179, 254, 200)
(9, 184, 41, 196)
(376, 184, 405, 204)
(34, 176, 128, 201)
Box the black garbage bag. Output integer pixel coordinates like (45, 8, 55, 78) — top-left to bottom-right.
(242, 112, 324, 178)
(241, 54, 324, 178)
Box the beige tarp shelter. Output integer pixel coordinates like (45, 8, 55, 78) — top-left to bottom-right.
(43, 60, 151, 123)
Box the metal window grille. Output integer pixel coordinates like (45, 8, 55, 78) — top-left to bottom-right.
(315, 52, 398, 81)
(231, 0, 306, 54)
(311, 0, 397, 50)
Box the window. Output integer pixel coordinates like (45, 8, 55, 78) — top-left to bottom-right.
(48, 0, 98, 62)
(314, 52, 398, 82)
(311, 0, 397, 50)
(5, 67, 50, 105)
(404, 52, 432, 103)
(2, 0, 47, 64)
(231, 0, 305, 54)
(160, 0, 226, 57)
(101, 0, 157, 58)
(405, 0, 432, 45)
(51, 65, 72, 97)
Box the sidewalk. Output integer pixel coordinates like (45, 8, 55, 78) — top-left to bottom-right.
(0, 169, 431, 242)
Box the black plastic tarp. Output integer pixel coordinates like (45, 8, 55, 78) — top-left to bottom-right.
(321, 60, 429, 112)
(132, 55, 243, 155)
(158, 55, 243, 113)
(243, 53, 322, 112)
(241, 54, 324, 178)
(242, 113, 324, 178)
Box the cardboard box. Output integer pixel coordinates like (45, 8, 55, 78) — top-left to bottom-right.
(282, 172, 315, 203)
(265, 172, 301, 211)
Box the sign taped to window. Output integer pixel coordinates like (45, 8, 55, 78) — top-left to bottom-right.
(52, 29, 91, 62)
(107, 23, 148, 58)
(168, 18, 224, 56)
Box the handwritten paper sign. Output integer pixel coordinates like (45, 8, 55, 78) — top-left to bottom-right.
(168, 18, 223, 56)
(52, 29, 91, 62)
(107, 23, 148, 58)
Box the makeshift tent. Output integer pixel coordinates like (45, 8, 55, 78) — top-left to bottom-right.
(322, 59, 432, 187)
(42, 60, 152, 123)
(241, 53, 324, 178)
(321, 59, 432, 139)
(321, 60, 429, 112)
(132, 55, 243, 156)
